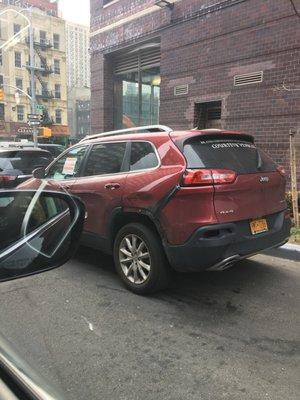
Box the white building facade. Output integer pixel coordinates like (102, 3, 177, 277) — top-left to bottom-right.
(66, 21, 90, 137)
(66, 22, 90, 88)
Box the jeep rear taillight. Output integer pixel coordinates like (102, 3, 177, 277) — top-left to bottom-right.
(182, 169, 237, 186)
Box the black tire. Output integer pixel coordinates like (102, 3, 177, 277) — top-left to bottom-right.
(113, 223, 171, 295)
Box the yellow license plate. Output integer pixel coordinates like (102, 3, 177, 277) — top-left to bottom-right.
(250, 218, 268, 235)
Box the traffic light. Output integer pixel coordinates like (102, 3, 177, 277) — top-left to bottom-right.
(42, 127, 52, 138)
(0, 89, 4, 101)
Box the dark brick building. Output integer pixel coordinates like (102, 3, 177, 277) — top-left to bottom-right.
(90, 0, 300, 184)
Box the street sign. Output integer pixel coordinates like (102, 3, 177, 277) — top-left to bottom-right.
(28, 120, 41, 127)
(27, 113, 42, 127)
(27, 113, 41, 121)
(36, 104, 45, 113)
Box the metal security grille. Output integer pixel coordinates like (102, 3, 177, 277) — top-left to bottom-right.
(234, 71, 263, 86)
(114, 48, 160, 75)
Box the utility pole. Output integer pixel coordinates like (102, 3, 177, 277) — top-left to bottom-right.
(28, 7, 38, 148)
(290, 130, 299, 227)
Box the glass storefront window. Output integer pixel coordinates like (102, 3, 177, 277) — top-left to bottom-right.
(113, 59, 160, 129)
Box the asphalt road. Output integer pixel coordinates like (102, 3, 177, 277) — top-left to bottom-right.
(0, 248, 299, 400)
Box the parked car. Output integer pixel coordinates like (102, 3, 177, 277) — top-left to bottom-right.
(0, 141, 65, 158)
(0, 148, 53, 188)
(35, 143, 65, 158)
(19, 125, 291, 294)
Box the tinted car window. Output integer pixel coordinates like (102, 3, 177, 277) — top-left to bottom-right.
(183, 139, 277, 174)
(39, 145, 65, 158)
(84, 143, 126, 176)
(0, 194, 68, 252)
(46, 146, 87, 180)
(130, 142, 159, 171)
(0, 151, 53, 175)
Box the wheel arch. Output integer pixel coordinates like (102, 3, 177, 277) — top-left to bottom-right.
(108, 208, 165, 251)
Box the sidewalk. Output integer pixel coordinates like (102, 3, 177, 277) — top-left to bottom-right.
(264, 242, 300, 262)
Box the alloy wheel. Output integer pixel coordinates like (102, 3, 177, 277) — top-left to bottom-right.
(119, 234, 151, 284)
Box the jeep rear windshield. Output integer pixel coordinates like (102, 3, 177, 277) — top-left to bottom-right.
(183, 139, 277, 174)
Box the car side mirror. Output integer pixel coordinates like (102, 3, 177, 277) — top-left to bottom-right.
(32, 167, 46, 179)
(0, 189, 85, 282)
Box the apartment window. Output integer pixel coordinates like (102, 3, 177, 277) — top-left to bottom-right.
(53, 34, 60, 50)
(41, 82, 48, 97)
(16, 78, 23, 90)
(14, 24, 21, 35)
(0, 75, 3, 86)
(55, 109, 62, 124)
(15, 51, 22, 68)
(40, 30, 47, 45)
(17, 105, 24, 121)
(54, 59, 60, 74)
(194, 101, 222, 129)
(0, 49, 2, 66)
(54, 84, 61, 99)
(0, 104, 4, 121)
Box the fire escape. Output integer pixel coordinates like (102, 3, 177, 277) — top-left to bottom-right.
(26, 37, 54, 126)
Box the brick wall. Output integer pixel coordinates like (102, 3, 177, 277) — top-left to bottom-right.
(1, 0, 58, 15)
(90, 0, 300, 185)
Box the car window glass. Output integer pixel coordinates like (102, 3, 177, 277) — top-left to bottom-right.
(46, 146, 87, 181)
(84, 143, 126, 176)
(0, 194, 69, 252)
(0, 151, 53, 174)
(130, 142, 159, 171)
(184, 139, 277, 174)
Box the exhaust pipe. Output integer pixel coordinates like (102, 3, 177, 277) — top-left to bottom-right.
(208, 255, 241, 271)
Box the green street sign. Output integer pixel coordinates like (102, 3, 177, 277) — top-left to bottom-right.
(36, 105, 45, 113)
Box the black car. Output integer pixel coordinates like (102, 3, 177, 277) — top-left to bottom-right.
(0, 142, 65, 158)
(0, 148, 53, 188)
(35, 144, 65, 158)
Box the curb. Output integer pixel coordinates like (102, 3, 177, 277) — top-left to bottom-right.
(263, 243, 300, 262)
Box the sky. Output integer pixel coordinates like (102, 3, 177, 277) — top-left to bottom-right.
(59, 0, 90, 26)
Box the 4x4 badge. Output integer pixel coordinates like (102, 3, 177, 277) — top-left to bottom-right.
(260, 176, 269, 183)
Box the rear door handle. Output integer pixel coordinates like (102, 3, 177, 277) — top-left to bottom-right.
(105, 183, 121, 190)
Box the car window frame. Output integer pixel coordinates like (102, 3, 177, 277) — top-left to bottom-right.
(79, 141, 129, 179)
(45, 144, 91, 181)
(128, 140, 160, 173)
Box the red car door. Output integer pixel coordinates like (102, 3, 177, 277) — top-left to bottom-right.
(45, 145, 89, 195)
(70, 142, 128, 239)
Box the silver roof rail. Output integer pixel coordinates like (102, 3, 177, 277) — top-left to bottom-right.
(80, 125, 172, 142)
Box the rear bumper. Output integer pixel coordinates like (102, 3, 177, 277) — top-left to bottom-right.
(164, 210, 291, 272)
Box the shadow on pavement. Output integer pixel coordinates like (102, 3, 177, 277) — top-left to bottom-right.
(73, 245, 288, 305)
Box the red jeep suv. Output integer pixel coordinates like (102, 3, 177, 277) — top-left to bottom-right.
(20, 126, 291, 294)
